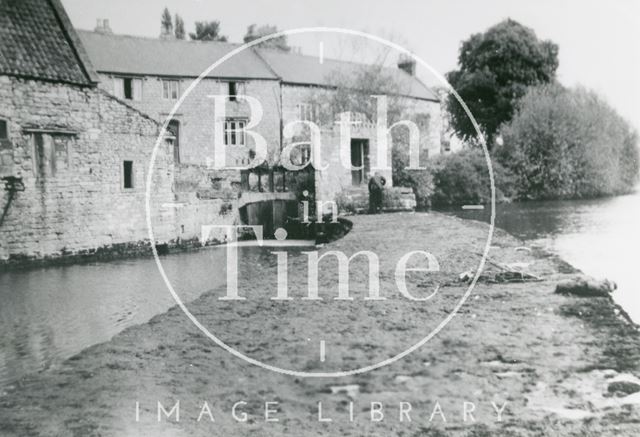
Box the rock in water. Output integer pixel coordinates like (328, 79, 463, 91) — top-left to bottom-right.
(555, 276, 617, 297)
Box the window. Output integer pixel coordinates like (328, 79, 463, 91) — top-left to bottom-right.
(123, 160, 134, 189)
(443, 138, 451, 153)
(297, 103, 317, 122)
(228, 81, 238, 101)
(162, 80, 179, 100)
(32, 133, 72, 178)
(114, 77, 142, 101)
(224, 119, 246, 146)
(0, 119, 7, 140)
(0, 119, 12, 173)
(300, 144, 311, 165)
(168, 119, 180, 164)
(123, 78, 133, 99)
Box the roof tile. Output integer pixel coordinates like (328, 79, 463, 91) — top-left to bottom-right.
(0, 0, 94, 85)
(77, 30, 278, 80)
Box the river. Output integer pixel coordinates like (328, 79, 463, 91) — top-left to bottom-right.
(1, 193, 639, 389)
(445, 191, 640, 324)
(0, 247, 230, 388)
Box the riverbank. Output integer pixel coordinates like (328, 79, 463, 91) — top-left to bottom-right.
(441, 191, 640, 324)
(1, 212, 639, 436)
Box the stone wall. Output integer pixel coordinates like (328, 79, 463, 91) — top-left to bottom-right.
(0, 75, 234, 264)
(96, 74, 282, 167)
(280, 84, 442, 209)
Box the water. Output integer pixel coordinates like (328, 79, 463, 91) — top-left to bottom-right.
(444, 191, 640, 323)
(0, 247, 230, 388)
(2, 195, 639, 387)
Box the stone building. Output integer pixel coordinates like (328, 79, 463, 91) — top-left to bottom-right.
(0, 0, 443, 264)
(77, 29, 442, 209)
(257, 50, 441, 206)
(0, 0, 193, 264)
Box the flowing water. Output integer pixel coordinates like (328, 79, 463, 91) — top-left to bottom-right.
(444, 191, 640, 324)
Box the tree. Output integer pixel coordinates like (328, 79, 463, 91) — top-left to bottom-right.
(160, 7, 173, 37)
(306, 63, 409, 127)
(243, 24, 290, 51)
(174, 14, 185, 40)
(446, 19, 559, 146)
(303, 62, 437, 205)
(497, 84, 639, 199)
(189, 21, 227, 42)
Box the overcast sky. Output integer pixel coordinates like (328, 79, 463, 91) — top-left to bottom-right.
(62, 0, 640, 129)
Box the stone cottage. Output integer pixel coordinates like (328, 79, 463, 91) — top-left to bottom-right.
(0, 0, 444, 264)
(0, 0, 194, 264)
(77, 28, 442, 210)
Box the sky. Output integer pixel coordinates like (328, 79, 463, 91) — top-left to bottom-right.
(61, 0, 640, 129)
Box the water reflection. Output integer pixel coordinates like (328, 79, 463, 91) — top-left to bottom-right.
(0, 247, 232, 388)
(443, 191, 640, 323)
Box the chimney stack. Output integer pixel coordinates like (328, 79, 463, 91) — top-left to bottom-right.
(397, 55, 416, 76)
(94, 19, 112, 34)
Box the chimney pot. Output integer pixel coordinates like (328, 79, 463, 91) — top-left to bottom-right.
(94, 18, 112, 34)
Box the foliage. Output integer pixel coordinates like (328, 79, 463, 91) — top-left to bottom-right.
(286, 169, 315, 201)
(306, 65, 408, 127)
(190, 21, 228, 42)
(446, 19, 559, 145)
(161, 7, 173, 36)
(304, 61, 435, 208)
(430, 149, 515, 207)
(334, 191, 359, 215)
(243, 24, 290, 51)
(392, 147, 436, 209)
(497, 84, 640, 199)
(174, 14, 185, 39)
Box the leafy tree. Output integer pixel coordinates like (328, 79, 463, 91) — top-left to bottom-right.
(306, 64, 408, 126)
(303, 63, 439, 205)
(160, 7, 173, 36)
(430, 149, 515, 206)
(497, 84, 640, 199)
(174, 14, 185, 39)
(446, 19, 559, 146)
(243, 24, 290, 51)
(190, 21, 228, 42)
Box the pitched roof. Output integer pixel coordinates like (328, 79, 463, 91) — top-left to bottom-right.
(0, 0, 98, 86)
(77, 30, 438, 101)
(256, 49, 438, 101)
(77, 30, 279, 80)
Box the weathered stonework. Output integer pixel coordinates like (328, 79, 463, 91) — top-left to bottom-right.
(95, 74, 282, 166)
(280, 84, 442, 209)
(0, 76, 237, 266)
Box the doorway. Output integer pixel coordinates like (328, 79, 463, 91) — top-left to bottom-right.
(350, 139, 370, 186)
(168, 119, 180, 164)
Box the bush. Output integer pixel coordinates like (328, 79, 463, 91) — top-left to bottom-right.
(430, 149, 515, 207)
(392, 147, 436, 209)
(334, 190, 359, 215)
(497, 84, 640, 199)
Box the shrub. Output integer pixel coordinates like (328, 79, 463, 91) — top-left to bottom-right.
(392, 147, 436, 209)
(335, 190, 359, 215)
(497, 84, 640, 199)
(430, 149, 515, 207)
